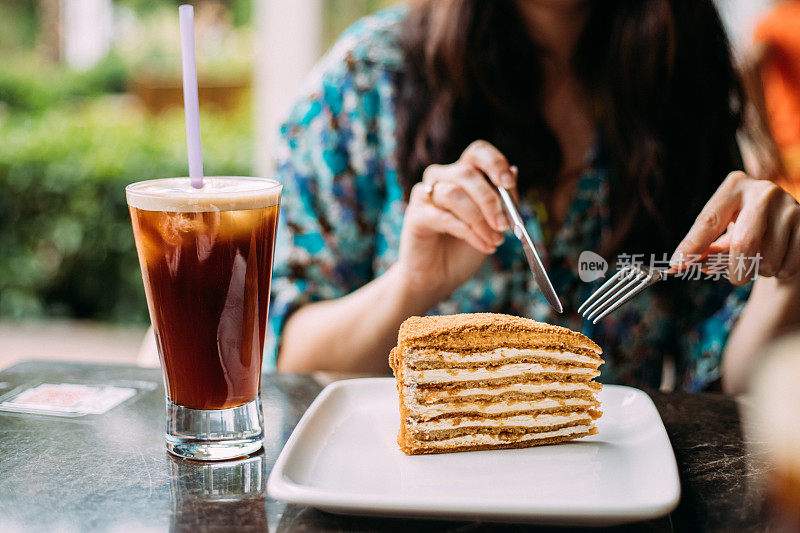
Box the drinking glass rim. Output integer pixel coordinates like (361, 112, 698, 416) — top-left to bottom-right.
(126, 176, 282, 197)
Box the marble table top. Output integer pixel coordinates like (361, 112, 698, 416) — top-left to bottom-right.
(0, 361, 768, 532)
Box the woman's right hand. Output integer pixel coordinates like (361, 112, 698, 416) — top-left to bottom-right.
(396, 140, 518, 299)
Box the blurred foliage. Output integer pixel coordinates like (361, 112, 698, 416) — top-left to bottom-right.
(0, 0, 37, 51)
(229, 0, 253, 27)
(0, 0, 254, 324)
(115, 0, 182, 14)
(117, 0, 250, 24)
(0, 0, 393, 325)
(0, 53, 129, 114)
(0, 99, 252, 323)
(323, 0, 397, 48)
(113, 2, 251, 83)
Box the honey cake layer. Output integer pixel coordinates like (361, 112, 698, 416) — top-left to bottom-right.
(402, 397, 600, 421)
(397, 313, 602, 354)
(404, 362, 601, 385)
(399, 425, 597, 454)
(412, 421, 596, 442)
(404, 347, 602, 370)
(410, 381, 602, 403)
(406, 411, 596, 434)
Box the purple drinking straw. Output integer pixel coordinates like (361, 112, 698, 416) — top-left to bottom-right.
(179, 5, 204, 189)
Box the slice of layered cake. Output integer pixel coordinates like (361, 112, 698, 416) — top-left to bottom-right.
(389, 313, 603, 455)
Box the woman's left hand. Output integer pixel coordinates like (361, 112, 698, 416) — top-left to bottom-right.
(671, 171, 800, 285)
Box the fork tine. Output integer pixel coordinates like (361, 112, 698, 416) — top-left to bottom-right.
(583, 270, 645, 321)
(590, 277, 652, 323)
(580, 268, 642, 319)
(577, 268, 630, 315)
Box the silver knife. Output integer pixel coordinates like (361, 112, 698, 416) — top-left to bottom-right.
(497, 186, 564, 314)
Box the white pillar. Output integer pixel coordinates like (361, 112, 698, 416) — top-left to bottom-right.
(61, 0, 114, 70)
(253, 0, 323, 178)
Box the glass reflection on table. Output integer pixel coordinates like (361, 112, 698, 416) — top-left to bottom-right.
(168, 451, 267, 530)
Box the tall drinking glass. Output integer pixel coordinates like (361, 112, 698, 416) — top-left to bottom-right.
(126, 177, 281, 460)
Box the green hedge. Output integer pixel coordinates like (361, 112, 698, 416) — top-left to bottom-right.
(0, 100, 253, 323)
(0, 54, 128, 114)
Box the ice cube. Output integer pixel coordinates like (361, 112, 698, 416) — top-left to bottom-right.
(220, 209, 263, 240)
(196, 212, 221, 263)
(157, 212, 206, 246)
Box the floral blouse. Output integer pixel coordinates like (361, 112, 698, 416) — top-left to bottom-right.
(266, 7, 750, 391)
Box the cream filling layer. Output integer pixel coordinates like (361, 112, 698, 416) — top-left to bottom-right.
(405, 397, 594, 419)
(407, 412, 590, 432)
(414, 425, 592, 448)
(406, 381, 600, 403)
(406, 347, 600, 366)
(406, 363, 599, 384)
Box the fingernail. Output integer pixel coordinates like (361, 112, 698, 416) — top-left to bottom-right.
(510, 165, 518, 175)
(669, 251, 684, 267)
(501, 171, 515, 188)
(495, 215, 509, 231)
(493, 232, 505, 246)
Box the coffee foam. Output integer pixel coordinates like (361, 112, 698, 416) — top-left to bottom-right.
(126, 177, 281, 212)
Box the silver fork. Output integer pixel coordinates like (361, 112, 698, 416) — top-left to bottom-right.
(578, 264, 664, 323)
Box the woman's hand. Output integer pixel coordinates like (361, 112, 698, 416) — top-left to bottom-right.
(397, 140, 517, 298)
(671, 171, 800, 285)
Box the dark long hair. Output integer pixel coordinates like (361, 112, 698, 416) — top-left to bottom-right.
(395, 0, 744, 255)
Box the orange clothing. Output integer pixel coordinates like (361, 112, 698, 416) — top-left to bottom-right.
(754, 0, 800, 199)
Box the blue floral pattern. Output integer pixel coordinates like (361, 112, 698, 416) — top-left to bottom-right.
(266, 7, 750, 391)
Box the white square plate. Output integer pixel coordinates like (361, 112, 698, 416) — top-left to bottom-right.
(267, 378, 680, 526)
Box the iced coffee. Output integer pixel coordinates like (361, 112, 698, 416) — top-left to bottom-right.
(127, 176, 281, 460)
